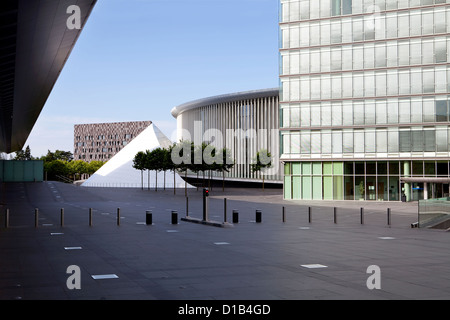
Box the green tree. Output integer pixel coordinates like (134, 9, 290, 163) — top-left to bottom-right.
(171, 140, 196, 195)
(133, 151, 146, 190)
(87, 161, 105, 175)
(68, 160, 88, 181)
(41, 150, 73, 162)
(214, 147, 235, 191)
(250, 149, 273, 191)
(14, 145, 33, 160)
(145, 148, 166, 191)
(44, 160, 70, 180)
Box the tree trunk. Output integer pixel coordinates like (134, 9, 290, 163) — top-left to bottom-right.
(222, 170, 225, 192)
(141, 170, 143, 190)
(155, 171, 158, 192)
(174, 170, 176, 195)
(164, 171, 166, 191)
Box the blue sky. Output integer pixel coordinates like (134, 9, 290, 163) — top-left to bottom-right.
(25, 0, 280, 157)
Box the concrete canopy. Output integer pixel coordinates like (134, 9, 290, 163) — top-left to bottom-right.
(0, 0, 97, 153)
(81, 123, 195, 189)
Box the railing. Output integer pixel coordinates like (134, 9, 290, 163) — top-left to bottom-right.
(418, 197, 450, 228)
(55, 175, 74, 184)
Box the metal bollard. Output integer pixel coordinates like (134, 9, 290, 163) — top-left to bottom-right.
(308, 207, 312, 223)
(232, 210, 239, 224)
(60, 208, 64, 227)
(333, 207, 337, 224)
(146, 210, 153, 225)
(5, 208, 9, 228)
(360, 207, 364, 225)
(89, 208, 93, 227)
(224, 198, 227, 223)
(282, 206, 286, 223)
(256, 209, 262, 223)
(387, 208, 391, 226)
(171, 210, 178, 225)
(35, 208, 39, 228)
(117, 208, 121, 226)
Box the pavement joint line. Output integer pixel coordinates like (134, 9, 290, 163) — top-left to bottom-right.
(64, 247, 82, 250)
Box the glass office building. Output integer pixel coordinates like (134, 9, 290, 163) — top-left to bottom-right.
(280, 0, 450, 201)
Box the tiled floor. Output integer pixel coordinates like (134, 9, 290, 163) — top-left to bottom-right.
(0, 182, 448, 300)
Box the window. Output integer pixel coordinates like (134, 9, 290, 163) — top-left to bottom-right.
(424, 129, 436, 152)
(331, 0, 353, 16)
(436, 100, 448, 122)
(399, 130, 411, 152)
(377, 129, 388, 153)
(343, 130, 354, 153)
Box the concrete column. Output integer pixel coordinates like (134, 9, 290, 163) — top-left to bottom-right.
(424, 182, 428, 200)
(404, 162, 411, 202)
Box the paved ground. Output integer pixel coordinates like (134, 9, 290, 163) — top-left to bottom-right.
(0, 181, 449, 301)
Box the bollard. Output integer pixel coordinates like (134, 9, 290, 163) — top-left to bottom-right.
(387, 208, 391, 226)
(256, 209, 262, 223)
(89, 208, 93, 227)
(35, 208, 39, 228)
(308, 207, 312, 223)
(282, 206, 286, 223)
(171, 210, 178, 225)
(360, 207, 364, 225)
(5, 208, 9, 228)
(232, 210, 239, 224)
(117, 208, 121, 226)
(333, 207, 337, 224)
(60, 208, 64, 227)
(224, 198, 227, 223)
(146, 210, 153, 225)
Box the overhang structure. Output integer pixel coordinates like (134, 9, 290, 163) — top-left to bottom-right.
(0, 0, 97, 153)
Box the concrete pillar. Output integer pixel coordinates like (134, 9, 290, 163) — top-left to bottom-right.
(404, 162, 411, 202)
(424, 182, 428, 200)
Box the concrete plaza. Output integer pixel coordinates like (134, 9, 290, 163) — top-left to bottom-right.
(0, 181, 449, 300)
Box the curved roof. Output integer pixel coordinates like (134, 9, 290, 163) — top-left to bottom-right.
(171, 88, 279, 118)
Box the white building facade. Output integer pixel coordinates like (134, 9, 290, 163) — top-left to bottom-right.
(171, 89, 282, 184)
(280, 0, 450, 201)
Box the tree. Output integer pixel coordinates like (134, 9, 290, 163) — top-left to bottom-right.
(171, 140, 195, 196)
(250, 149, 273, 191)
(44, 160, 70, 180)
(145, 148, 168, 191)
(41, 150, 73, 162)
(133, 151, 146, 190)
(68, 160, 88, 181)
(214, 147, 235, 191)
(14, 145, 33, 160)
(87, 161, 105, 175)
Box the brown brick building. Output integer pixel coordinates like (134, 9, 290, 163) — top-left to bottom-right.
(74, 121, 152, 162)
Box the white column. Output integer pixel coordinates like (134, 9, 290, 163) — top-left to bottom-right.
(424, 182, 428, 200)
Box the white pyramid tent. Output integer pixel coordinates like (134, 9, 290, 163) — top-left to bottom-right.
(81, 123, 194, 189)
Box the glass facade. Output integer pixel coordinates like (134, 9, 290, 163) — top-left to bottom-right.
(280, 0, 450, 201)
